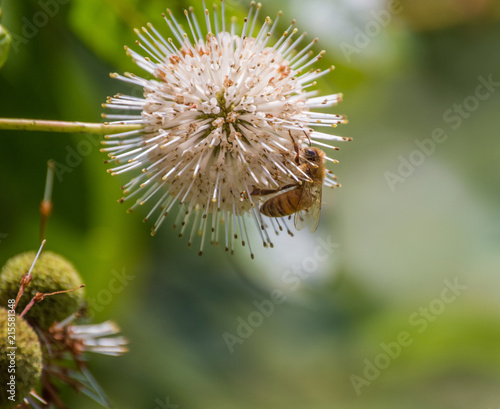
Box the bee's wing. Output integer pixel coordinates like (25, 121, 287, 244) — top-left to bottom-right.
(294, 183, 322, 233)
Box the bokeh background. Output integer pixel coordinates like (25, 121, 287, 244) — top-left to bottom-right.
(1, 0, 500, 408)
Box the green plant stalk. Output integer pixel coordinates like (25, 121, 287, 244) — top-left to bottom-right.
(0, 118, 143, 135)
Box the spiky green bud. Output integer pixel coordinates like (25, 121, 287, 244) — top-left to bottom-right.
(0, 251, 85, 329)
(0, 307, 43, 408)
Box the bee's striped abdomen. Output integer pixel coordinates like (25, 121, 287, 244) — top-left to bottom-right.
(260, 189, 302, 217)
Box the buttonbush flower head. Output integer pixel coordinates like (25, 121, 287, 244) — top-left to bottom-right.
(103, 1, 349, 257)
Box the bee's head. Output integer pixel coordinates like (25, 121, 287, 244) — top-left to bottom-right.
(302, 147, 324, 163)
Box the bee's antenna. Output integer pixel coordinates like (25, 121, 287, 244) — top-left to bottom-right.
(40, 160, 55, 243)
(303, 129, 312, 146)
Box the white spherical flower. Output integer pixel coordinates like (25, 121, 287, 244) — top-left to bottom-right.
(102, 1, 349, 258)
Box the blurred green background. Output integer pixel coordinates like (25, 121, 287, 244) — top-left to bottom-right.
(1, 0, 500, 408)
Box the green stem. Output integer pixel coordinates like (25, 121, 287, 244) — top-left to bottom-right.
(0, 118, 143, 135)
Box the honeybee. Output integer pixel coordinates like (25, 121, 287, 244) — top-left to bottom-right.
(252, 146, 326, 232)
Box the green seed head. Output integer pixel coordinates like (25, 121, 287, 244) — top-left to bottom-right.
(0, 307, 43, 408)
(0, 251, 85, 329)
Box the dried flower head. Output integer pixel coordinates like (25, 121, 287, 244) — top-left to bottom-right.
(103, 1, 349, 257)
(40, 313, 128, 408)
(50, 317, 129, 358)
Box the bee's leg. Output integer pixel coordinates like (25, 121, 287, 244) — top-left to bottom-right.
(251, 183, 297, 196)
(294, 144, 301, 165)
(288, 131, 301, 165)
